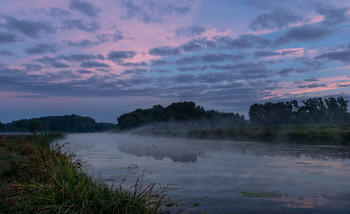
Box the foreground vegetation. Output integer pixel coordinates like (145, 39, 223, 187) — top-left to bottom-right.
(0, 134, 166, 213)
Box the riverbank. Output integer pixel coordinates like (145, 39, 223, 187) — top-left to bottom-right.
(0, 133, 166, 213)
(131, 124, 350, 145)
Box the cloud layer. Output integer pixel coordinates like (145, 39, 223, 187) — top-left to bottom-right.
(0, 0, 350, 122)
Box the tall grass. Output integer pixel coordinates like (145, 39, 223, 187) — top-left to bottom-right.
(0, 134, 167, 213)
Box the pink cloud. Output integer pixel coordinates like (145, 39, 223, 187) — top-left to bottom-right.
(264, 75, 350, 99)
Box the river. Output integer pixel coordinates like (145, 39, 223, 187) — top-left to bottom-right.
(57, 133, 350, 213)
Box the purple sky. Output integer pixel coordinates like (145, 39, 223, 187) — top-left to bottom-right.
(1, 0, 350, 123)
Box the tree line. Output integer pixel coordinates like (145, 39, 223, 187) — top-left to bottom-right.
(117, 101, 245, 130)
(117, 97, 350, 130)
(249, 96, 349, 126)
(0, 114, 117, 133)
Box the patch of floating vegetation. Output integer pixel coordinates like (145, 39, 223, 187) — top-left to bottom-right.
(241, 191, 283, 198)
(296, 161, 312, 165)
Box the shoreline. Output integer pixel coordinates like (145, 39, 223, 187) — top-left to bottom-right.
(0, 133, 166, 213)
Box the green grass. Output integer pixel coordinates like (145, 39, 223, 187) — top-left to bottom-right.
(0, 134, 167, 213)
(182, 125, 350, 145)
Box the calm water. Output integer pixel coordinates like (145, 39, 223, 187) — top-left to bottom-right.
(57, 133, 350, 213)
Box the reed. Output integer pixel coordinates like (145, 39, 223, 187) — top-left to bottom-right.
(0, 134, 167, 213)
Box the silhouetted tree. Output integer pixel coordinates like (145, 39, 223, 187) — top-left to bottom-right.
(249, 96, 350, 125)
(29, 119, 42, 134)
(117, 101, 245, 130)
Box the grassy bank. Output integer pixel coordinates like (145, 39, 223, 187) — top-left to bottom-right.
(0, 134, 166, 213)
(188, 125, 350, 145)
(142, 124, 350, 145)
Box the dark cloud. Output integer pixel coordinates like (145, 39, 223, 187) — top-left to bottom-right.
(304, 78, 319, 82)
(96, 68, 110, 72)
(254, 50, 279, 58)
(209, 61, 271, 80)
(215, 34, 271, 49)
(65, 32, 123, 48)
(151, 59, 169, 66)
(25, 43, 57, 54)
(65, 39, 97, 48)
(175, 53, 245, 65)
(0, 32, 17, 43)
(249, 9, 303, 31)
(4, 16, 56, 39)
(171, 74, 196, 83)
(197, 72, 232, 83)
(96, 31, 124, 43)
(177, 66, 207, 72)
(149, 46, 181, 56)
(69, 0, 100, 18)
(314, 50, 350, 64)
(23, 64, 42, 71)
(278, 68, 294, 76)
(121, 0, 192, 23)
(298, 83, 326, 88)
(175, 26, 206, 37)
(80, 61, 110, 68)
(175, 56, 199, 65)
(60, 54, 98, 62)
(149, 38, 217, 57)
(337, 83, 350, 88)
(107, 50, 137, 63)
(97, 54, 104, 60)
(254, 49, 297, 58)
(49, 70, 81, 80)
(0, 49, 13, 56)
(202, 53, 243, 63)
(35, 56, 69, 68)
(294, 57, 323, 71)
(62, 19, 100, 33)
(239, 67, 270, 80)
(315, 3, 349, 25)
(0, 68, 27, 79)
(150, 35, 269, 57)
(210, 64, 237, 71)
(120, 61, 147, 66)
(275, 25, 331, 45)
(180, 38, 215, 52)
(49, 7, 71, 17)
(76, 69, 93, 74)
(122, 68, 147, 75)
(151, 69, 170, 73)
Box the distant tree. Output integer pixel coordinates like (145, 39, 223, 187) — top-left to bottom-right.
(325, 96, 349, 123)
(117, 101, 245, 130)
(249, 96, 350, 125)
(249, 103, 265, 125)
(29, 119, 42, 134)
(300, 97, 327, 123)
(13, 120, 28, 130)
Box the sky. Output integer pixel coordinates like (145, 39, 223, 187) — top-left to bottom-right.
(1, 0, 350, 123)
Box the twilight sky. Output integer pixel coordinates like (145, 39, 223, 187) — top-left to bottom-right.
(1, 0, 350, 123)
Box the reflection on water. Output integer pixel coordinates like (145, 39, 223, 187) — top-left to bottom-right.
(118, 136, 350, 163)
(58, 133, 350, 214)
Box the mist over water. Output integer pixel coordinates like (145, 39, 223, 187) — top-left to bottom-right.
(58, 133, 350, 213)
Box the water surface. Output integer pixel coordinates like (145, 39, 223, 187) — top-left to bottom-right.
(58, 133, 350, 213)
